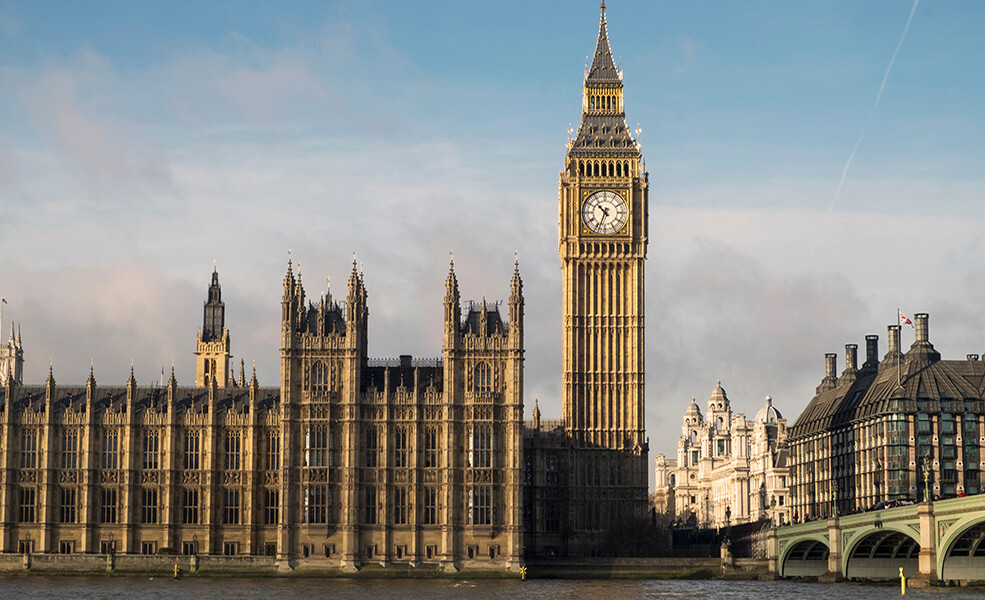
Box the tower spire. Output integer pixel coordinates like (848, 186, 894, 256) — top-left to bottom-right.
(587, 0, 619, 83)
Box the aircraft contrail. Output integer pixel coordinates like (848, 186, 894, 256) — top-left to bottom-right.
(830, 0, 919, 212)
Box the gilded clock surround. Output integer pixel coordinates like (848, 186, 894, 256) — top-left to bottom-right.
(580, 188, 631, 236)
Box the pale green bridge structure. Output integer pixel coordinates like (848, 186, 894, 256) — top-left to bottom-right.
(768, 495, 985, 584)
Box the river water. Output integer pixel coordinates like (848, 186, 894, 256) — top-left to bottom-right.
(0, 578, 981, 600)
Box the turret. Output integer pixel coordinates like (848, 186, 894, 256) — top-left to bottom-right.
(509, 257, 524, 349)
(345, 258, 369, 362)
(44, 359, 55, 409)
(443, 256, 461, 350)
(195, 267, 232, 387)
(202, 267, 225, 343)
(282, 256, 299, 340)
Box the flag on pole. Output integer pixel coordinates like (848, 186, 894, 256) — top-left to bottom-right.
(899, 310, 914, 328)
(1, 297, 6, 304)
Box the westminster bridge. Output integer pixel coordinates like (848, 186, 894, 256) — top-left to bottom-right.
(768, 495, 985, 584)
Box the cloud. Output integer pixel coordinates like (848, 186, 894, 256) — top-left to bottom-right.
(4, 50, 174, 205)
(3, 6, 985, 480)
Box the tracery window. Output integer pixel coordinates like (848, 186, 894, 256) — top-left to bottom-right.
(311, 361, 329, 395)
(424, 427, 438, 468)
(143, 431, 160, 470)
(225, 432, 241, 470)
(305, 425, 327, 467)
(393, 487, 408, 525)
(20, 431, 37, 469)
(184, 432, 200, 470)
(102, 431, 119, 470)
(394, 427, 408, 468)
(61, 430, 78, 469)
(365, 426, 379, 467)
(474, 362, 492, 393)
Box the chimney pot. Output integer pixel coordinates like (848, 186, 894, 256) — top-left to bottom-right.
(886, 325, 901, 361)
(914, 313, 929, 344)
(825, 353, 838, 378)
(845, 344, 858, 372)
(864, 335, 879, 369)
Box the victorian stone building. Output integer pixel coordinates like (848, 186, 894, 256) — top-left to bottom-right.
(652, 384, 790, 528)
(0, 261, 524, 570)
(788, 313, 985, 520)
(0, 4, 650, 568)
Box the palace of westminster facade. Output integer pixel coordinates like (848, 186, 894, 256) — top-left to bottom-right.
(0, 6, 650, 570)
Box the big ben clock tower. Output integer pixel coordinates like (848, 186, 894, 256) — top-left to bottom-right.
(559, 2, 648, 530)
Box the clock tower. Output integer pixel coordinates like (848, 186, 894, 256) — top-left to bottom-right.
(560, 3, 647, 454)
(558, 3, 648, 534)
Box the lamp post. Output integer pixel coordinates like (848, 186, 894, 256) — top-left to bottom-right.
(770, 495, 776, 528)
(725, 505, 732, 544)
(874, 458, 883, 505)
(922, 457, 932, 503)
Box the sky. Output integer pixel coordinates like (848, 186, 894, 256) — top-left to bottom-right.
(2, 1, 985, 475)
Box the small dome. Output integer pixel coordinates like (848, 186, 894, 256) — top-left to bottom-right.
(755, 395, 782, 424)
(684, 397, 703, 421)
(707, 380, 729, 410)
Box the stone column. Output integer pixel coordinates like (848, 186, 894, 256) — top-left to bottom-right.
(819, 515, 843, 582)
(910, 501, 937, 586)
(765, 527, 778, 577)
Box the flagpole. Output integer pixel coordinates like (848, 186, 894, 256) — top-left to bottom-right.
(897, 308, 902, 389)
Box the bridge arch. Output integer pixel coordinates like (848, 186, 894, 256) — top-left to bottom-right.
(939, 515, 985, 582)
(843, 525, 920, 580)
(778, 533, 828, 578)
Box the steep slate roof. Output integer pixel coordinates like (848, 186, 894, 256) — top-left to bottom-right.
(791, 335, 985, 439)
(586, 5, 621, 84)
(3, 384, 281, 416)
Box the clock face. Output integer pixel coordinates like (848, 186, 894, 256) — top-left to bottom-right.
(582, 190, 628, 235)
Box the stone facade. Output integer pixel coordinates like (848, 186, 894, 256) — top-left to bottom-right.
(521, 4, 649, 559)
(0, 261, 524, 571)
(653, 384, 791, 528)
(788, 313, 985, 521)
(0, 4, 651, 567)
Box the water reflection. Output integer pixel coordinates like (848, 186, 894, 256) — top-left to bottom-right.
(0, 577, 981, 600)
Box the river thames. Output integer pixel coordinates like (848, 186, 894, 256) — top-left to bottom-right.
(0, 578, 982, 600)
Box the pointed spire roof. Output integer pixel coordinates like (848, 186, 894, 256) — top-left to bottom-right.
(587, 2, 620, 83)
(511, 251, 523, 295)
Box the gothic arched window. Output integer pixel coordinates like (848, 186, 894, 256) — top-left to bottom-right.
(311, 361, 329, 395)
(474, 363, 492, 393)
